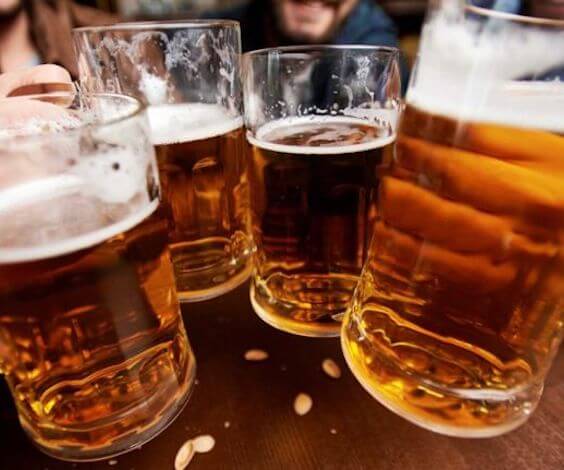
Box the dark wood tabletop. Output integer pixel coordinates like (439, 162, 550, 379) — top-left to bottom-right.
(1, 283, 563, 470)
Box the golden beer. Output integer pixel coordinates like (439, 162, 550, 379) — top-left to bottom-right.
(248, 117, 395, 336)
(342, 92, 564, 436)
(341, 3, 564, 436)
(0, 204, 194, 456)
(148, 104, 251, 301)
(0, 94, 195, 460)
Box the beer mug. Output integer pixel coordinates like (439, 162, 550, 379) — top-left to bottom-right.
(0, 92, 195, 460)
(243, 46, 401, 337)
(73, 21, 252, 302)
(342, 3, 564, 437)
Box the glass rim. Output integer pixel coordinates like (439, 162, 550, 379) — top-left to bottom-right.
(244, 44, 399, 59)
(465, 5, 564, 27)
(0, 92, 145, 143)
(73, 19, 240, 34)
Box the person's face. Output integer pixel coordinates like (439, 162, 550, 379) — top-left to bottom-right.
(275, 0, 349, 43)
(0, 0, 22, 17)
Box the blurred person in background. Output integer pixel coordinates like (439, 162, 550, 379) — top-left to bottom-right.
(0, 0, 115, 77)
(472, 1, 563, 77)
(471, 0, 522, 13)
(206, 0, 407, 91)
(206, 0, 401, 52)
(528, 0, 564, 18)
(472, 0, 564, 17)
(527, 0, 564, 79)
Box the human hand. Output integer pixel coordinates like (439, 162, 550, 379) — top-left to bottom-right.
(0, 64, 72, 98)
(0, 65, 74, 131)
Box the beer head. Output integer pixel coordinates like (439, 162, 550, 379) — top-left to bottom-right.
(248, 115, 396, 155)
(0, 95, 81, 138)
(147, 103, 243, 146)
(242, 46, 401, 135)
(409, 6, 564, 132)
(0, 93, 159, 264)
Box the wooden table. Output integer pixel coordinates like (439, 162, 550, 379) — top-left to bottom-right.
(1, 283, 563, 470)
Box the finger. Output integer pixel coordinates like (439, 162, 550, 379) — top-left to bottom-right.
(0, 65, 72, 97)
(7, 81, 75, 98)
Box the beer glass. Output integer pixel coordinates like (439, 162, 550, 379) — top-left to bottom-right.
(342, 2, 564, 437)
(0, 92, 195, 460)
(243, 46, 401, 337)
(73, 21, 252, 302)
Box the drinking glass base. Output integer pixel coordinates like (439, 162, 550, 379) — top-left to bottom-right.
(177, 261, 252, 302)
(172, 235, 252, 302)
(21, 363, 196, 462)
(250, 280, 342, 337)
(341, 331, 539, 438)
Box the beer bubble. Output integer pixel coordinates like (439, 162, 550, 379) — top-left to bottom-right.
(250, 115, 396, 156)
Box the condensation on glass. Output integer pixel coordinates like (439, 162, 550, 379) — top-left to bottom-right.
(74, 21, 252, 302)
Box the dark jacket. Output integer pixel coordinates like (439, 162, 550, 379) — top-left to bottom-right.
(17, 0, 117, 78)
(207, 0, 400, 52)
(206, 0, 407, 90)
(470, 0, 522, 13)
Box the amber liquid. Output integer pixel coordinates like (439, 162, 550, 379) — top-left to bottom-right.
(248, 119, 395, 336)
(156, 126, 252, 301)
(0, 208, 195, 460)
(342, 104, 564, 436)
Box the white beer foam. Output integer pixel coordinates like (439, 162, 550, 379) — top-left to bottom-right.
(0, 147, 156, 264)
(0, 114, 82, 140)
(0, 175, 83, 214)
(409, 9, 564, 132)
(249, 115, 396, 156)
(69, 147, 149, 204)
(0, 199, 158, 264)
(148, 103, 243, 146)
